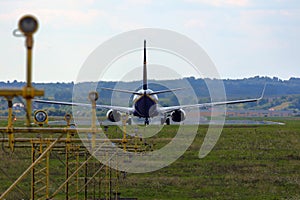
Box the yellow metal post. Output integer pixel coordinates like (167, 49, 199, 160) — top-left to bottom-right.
(65, 143, 69, 200)
(64, 114, 72, 200)
(25, 36, 33, 126)
(105, 152, 109, 200)
(26, 36, 33, 87)
(6, 98, 14, 151)
(89, 92, 98, 150)
(122, 114, 128, 152)
(92, 104, 97, 150)
(46, 140, 50, 199)
(76, 150, 79, 200)
(115, 148, 119, 200)
(24, 27, 33, 126)
(84, 150, 88, 200)
(17, 15, 44, 126)
(98, 163, 102, 199)
(31, 141, 35, 200)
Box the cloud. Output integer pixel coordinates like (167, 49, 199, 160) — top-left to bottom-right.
(0, 9, 104, 28)
(186, 0, 250, 7)
(39, 9, 103, 27)
(0, 0, 147, 32)
(115, 0, 154, 12)
(184, 19, 206, 29)
(126, 0, 153, 5)
(0, 0, 102, 24)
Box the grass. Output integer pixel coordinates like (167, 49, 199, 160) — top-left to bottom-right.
(117, 119, 300, 199)
(0, 118, 299, 199)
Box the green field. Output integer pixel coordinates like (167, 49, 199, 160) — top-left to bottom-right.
(0, 118, 299, 199)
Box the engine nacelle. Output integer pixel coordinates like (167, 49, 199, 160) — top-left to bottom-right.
(106, 109, 121, 122)
(171, 109, 186, 122)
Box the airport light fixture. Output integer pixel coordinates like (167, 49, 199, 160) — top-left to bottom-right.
(64, 114, 72, 127)
(17, 14, 44, 126)
(89, 91, 99, 102)
(64, 114, 72, 123)
(34, 110, 48, 126)
(18, 15, 38, 35)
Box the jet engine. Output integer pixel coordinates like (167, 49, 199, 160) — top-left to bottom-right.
(171, 109, 186, 122)
(106, 109, 121, 122)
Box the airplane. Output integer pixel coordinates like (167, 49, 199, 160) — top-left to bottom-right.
(33, 40, 265, 125)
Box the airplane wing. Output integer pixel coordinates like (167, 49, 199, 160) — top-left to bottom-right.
(159, 85, 266, 113)
(33, 99, 134, 114)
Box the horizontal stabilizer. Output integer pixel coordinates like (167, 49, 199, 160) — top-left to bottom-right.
(101, 87, 141, 95)
(150, 87, 187, 95)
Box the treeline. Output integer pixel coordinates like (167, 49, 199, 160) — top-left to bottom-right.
(0, 76, 300, 116)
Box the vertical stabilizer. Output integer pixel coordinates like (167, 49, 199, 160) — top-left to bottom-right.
(143, 40, 148, 90)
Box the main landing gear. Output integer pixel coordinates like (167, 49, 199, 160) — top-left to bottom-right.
(160, 117, 170, 125)
(144, 118, 149, 125)
(165, 118, 170, 125)
(127, 117, 132, 125)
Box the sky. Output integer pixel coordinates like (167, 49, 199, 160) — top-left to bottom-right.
(0, 0, 300, 83)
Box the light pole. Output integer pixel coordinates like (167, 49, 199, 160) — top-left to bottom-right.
(17, 15, 44, 126)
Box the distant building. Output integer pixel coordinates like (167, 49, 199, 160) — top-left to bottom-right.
(13, 103, 24, 110)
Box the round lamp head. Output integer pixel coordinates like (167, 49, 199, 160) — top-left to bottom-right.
(18, 15, 38, 35)
(64, 114, 72, 122)
(34, 110, 48, 126)
(89, 91, 99, 102)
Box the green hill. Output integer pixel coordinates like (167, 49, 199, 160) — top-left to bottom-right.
(1, 76, 300, 116)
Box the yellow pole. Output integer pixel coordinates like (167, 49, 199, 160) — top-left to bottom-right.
(25, 35, 33, 126)
(122, 114, 128, 152)
(89, 92, 98, 150)
(31, 141, 35, 200)
(76, 150, 79, 200)
(46, 141, 50, 199)
(6, 98, 14, 151)
(7, 99, 13, 128)
(26, 36, 33, 87)
(65, 143, 69, 200)
(105, 152, 109, 200)
(92, 101, 97, 150)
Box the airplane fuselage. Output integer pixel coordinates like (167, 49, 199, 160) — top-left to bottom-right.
(132, 89, 159, 118)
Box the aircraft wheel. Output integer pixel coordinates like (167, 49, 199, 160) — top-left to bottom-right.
(127, 118, 132, 125)
(161, 118, 165, 125)
(166, 118, 170, 125)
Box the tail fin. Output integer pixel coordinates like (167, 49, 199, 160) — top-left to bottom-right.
(143, 40, 148, 90)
